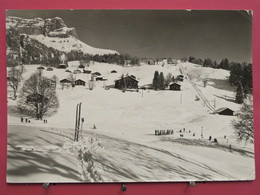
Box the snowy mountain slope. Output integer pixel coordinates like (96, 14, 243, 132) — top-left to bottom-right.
(6, 16, 118, 56)
(29, 34, 118, 55)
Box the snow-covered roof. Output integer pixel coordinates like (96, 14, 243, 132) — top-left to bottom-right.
(60, 78, 72, 83)
(115, 75, 139, 82)
(213, 107, 234, 114)
(75, 79, 85, 82)
(169, 82, 181, 86)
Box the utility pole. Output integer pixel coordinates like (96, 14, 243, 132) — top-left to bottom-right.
(201, 126, 203, 139)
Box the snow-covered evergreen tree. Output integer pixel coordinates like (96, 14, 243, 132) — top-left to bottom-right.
(236, 82, 245, 104)
(159, 72, 165, 90)
(152, 71, 160, 90)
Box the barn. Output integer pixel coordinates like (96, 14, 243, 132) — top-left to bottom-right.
(169, 82, 181, 91)
(115, 76, 139, 89)
(213, 108, 234, 116)
(75, 79, 86, 86)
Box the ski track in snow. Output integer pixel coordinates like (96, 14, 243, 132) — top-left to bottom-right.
(87, 131, 236, 182)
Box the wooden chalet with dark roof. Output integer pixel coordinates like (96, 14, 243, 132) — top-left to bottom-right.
(75, 79, 86, 86)
(115, 75, 139, 89)
(169, 82, 181, 91)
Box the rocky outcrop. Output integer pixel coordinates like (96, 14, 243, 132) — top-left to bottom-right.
(6, 16, 118, 57)
(47, 27, 78, 38)
(6, 16, 78, 38)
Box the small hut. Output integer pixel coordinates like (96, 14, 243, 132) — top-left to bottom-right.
(111, 70, 117, 73)
(75, 79, 86, 86)
(213, 108, 234, 116)
(169, 82, 181, 91)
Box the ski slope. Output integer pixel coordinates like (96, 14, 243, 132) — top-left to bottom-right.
(7, 62, 255, 182)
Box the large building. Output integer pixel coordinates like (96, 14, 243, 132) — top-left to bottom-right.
(115, 75, 138, 89)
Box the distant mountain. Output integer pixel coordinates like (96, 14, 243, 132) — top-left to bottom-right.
(6, 16, 119, 66)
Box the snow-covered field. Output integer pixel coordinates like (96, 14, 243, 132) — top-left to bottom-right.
(7, 62, 255, 183)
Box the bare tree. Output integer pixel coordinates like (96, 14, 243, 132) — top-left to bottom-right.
(165, 73, 174, 87)
(67, 73, 76, 88)
(232, 97, 253, 143)
(18, 72, 59, 119)
(8, 65, 25, 100)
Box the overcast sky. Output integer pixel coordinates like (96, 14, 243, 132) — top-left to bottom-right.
(6, 10, 252, 63)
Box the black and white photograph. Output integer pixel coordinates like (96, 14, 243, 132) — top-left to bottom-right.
(6, 10, 254, 183)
